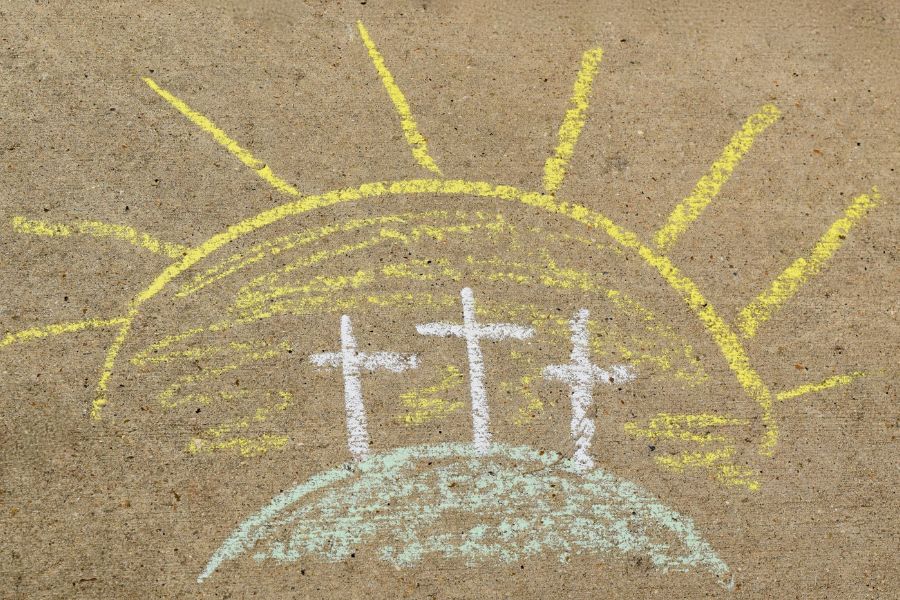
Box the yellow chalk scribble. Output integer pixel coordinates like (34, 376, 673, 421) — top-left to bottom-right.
(0, 316, 129, 348)
(234, 271, 375, 320)
(625, 413, 758, 490)
(157, 343, 290, 408)
(187, 434, 289, 457)
(736, 189, 880, 338)
(184, 210, 705, 390)
(176, 211, 508, 297)
(187, 391, 293, 456)
(656, 448, 760, 492)
(399, 365, 465, 424)
(142, 77, 301, 197)
(176, 213, 425, 297)
(130, 339, 271, 366)
(91, 308, 137, 420)
(510, 373, 546, 426)
(776, 371, 866, 402)
(357, 21, 442, 176)
(543, 48, 603, 194)
(12, 216, 188, 259)
(653, 104, 781, 251)
(383, 258, 462, 282)
(624, 413, 748, 445)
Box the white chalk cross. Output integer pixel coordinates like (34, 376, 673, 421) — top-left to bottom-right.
(417, 287, 534, 454)
(542, 309, 634, 472)
(310, 315, 418, 461)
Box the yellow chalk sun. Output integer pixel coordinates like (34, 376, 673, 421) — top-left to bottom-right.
(2, 21, 879, 491)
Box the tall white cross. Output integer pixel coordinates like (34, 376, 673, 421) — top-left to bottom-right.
(416, 287, 534, 454)
(310, 315, 418, 462)
(542, 309, 635, 472)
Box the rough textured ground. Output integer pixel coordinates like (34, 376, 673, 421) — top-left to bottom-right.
(1, 1, 897, 598)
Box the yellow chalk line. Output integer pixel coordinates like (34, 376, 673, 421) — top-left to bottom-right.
(158, 344, 289, 408)
(398, 365, 465, 425)
(356, 21, 443, 176)
(736, 189, 880, 338)
(232, 218, 513, 312)
(187, 390, 294, 457)
(177, 210, 511, 296)
(0, 316, 129, 348)
(543, 48, 603, 194)
(622, 414, 758, 491)
(175, 211, 536, 297)
(91, 308, 137, 419)
(11, 216, 189, 259)
(188, 434, 289, 457)
(235, 271, 374, 316)
(776, 371, 866, 402)
(655, 447, 760, 491)
(176, 212, 446, 297)
(104, 179, 777, 453)
(133, 291, 456, 362)
(142, 77, 301, 197)
(130, 339, 270, 366)
(624, 412, 748, 445)
(178, 209, 611, 298)
(653, 104, 781, 251)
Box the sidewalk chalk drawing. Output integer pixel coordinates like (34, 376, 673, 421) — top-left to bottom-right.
(198, 443, 730, 584)
(2, 19, 886, 590)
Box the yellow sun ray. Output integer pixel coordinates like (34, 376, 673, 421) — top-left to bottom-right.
(736, 188, 880, 338)
(653, 104, 781, 251)
(356, 20, 443, 176)
(142, 77, 301, 197)
(776, 371, 866, 402)
(12, 216, 189, 259)
(543, 47, 603, 195)
(0, 316, 129, 348)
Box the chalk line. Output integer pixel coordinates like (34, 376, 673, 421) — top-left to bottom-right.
(736, 189, 880, 338)
(543, 47, 603, 194)
(357, 21, 443, 176)
(653, 104, 781, 251)
(776, 371, 867, 402)
(0, 316, 129, 348)
(142, 77, 301, 197)
(11, 216, 189, 259)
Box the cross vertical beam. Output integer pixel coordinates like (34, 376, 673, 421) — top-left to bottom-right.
(543, 309, 634, 471)
(417, 287, 534, 453)
(310, 315, 418, 461)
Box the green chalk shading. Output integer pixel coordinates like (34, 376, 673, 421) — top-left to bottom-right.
(199, 443, 732, 588)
